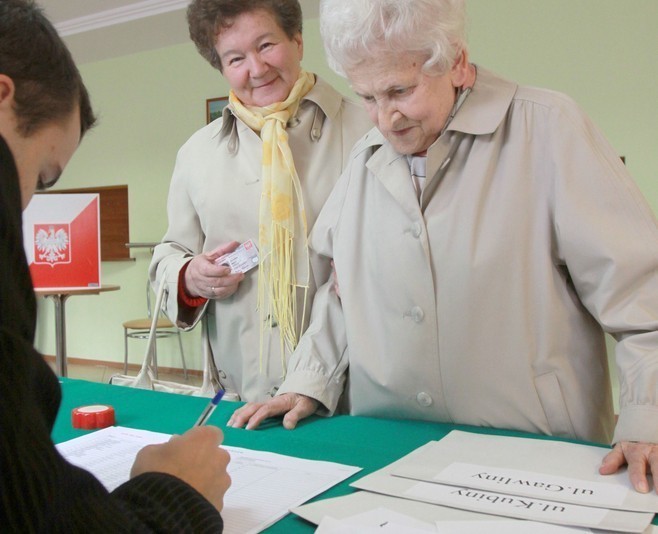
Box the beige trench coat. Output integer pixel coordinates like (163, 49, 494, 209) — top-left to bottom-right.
(279, 68, 658, 445)
(150, 77, 371, 402)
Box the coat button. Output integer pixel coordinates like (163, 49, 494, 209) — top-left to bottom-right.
(269, 386, 279, 397)
(416, 392, 433, 407)
(410, 306, 424, 323)
(411, 222, 422, 238)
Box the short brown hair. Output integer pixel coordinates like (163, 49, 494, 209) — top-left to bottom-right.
(187, 0, 303, 72)
(0, 0, 97, 137)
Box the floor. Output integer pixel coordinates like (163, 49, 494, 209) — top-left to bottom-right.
(50, 360, 203, 387)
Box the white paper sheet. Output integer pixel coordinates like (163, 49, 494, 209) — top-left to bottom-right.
(293, 490, 499, 525)
(436, 462, 627, 505)
(316, 507, 436, 533)
(56, 426, 361, 534)
(434, 520, 591, 533)
(390, 431, 658, 513)
(403, 482, 607, 525)
(314, 506, 592, 533)
(350, 445, 654, 532)
(294, 491, 593, 532)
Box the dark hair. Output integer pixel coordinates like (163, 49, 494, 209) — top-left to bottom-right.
(187, 0, 303, 72)
(0, 0, 96, 137)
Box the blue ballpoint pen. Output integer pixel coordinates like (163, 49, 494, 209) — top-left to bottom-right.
(194, 390, 225, 426)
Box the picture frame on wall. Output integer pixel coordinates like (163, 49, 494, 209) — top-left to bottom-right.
(206, 97, 229, 124)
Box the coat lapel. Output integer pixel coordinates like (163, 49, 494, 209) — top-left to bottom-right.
(366, 143, 421, 219)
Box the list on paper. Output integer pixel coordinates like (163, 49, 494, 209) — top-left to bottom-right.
(222, 446, 361, 534)
(56, 426, 361, 534)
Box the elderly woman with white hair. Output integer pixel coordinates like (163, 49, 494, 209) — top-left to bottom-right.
(229, 0, 658, 493)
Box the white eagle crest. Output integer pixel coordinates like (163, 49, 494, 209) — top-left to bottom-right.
(35, 226, 69, 264)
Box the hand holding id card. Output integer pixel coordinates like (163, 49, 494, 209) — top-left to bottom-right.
(215, 239, 259, 273)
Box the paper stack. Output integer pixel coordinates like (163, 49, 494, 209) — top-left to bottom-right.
(293, 430, 658, 533)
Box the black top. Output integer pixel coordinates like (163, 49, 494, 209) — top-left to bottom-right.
(0, 135, 224, 532)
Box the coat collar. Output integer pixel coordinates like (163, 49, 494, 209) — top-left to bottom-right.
(355, 66, 518, 215)
(211, 75, 342, 141)
(445, 66, 517, 136)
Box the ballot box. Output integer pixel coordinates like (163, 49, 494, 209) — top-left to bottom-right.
(22, 193, 101, 289)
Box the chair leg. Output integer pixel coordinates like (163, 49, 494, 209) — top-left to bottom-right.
(123, 328, 129, 374)
(176, 331, 188, 380)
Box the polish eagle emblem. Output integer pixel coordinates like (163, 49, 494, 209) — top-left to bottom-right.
(35, 225, 70, 265)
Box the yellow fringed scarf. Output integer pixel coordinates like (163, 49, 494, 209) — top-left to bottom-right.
(229, 70, 316, 374)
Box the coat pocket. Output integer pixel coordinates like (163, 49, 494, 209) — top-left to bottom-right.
(534, 372, 576, 438)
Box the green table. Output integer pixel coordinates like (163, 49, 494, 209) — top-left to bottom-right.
(53, 378, 657, 532)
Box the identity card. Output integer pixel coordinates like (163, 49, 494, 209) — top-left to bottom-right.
(215, 239, 259, 273)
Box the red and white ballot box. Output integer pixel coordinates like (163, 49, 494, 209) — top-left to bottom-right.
(22, 193, 101, 289)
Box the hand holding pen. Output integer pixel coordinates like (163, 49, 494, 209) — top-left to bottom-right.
(131, 390, 231, 511)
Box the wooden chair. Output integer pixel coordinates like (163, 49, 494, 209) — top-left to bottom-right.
(122, 279, 187, 379)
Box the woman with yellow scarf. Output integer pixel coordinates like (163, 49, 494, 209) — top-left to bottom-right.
(150, 0, 370, 402)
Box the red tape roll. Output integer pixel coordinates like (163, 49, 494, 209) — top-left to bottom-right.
(71, 405, 116, 429)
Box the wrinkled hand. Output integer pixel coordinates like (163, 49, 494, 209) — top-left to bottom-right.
(599, 441, 658, 493)
(131, 425, 231, 511)
(227, 393, 318, 430)
(184, 242, 245, 300)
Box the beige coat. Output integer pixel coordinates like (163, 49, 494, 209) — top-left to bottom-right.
(150, 77, 371, 402)
(278, 68, 658, 445)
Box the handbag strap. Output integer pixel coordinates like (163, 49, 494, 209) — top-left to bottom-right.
(198, 314, 221, 396)
(136, 277, 168, 375)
